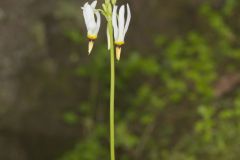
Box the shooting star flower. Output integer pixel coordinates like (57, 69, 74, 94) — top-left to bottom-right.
(82, 1, 101, 54)
(112, 4, 131, 60)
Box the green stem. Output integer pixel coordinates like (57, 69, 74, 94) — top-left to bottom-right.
(108, 21, 115, 160)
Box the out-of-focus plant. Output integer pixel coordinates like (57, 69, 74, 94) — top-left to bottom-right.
(60, 126, 108, 160)
(164, 91, 240, 160)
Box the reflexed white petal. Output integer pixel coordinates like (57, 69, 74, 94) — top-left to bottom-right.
(86, 5, 95, 23)
(93, 11, 101, 35)
(90, 0, 97, 9)
(123, 4, 131, 38)
(83, 8, 89, 30)
(82, 2, 88, 9)
(118, 5, 125, 42)
(88, 21, 96, 35)
(112, 6, 118, 41)
(83, 3, 92, 31)
(85, 5, 96, 34)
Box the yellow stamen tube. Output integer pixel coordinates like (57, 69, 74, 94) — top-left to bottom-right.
(116, 47, 122, 61)
(88, 41, 94, 54)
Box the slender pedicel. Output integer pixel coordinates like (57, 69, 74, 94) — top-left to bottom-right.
(107, 26, 111, 50)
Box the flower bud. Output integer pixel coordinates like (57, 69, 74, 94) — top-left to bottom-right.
(102, 4, 107, 12)
(111, 0, 116, 5)
(107, 3, 112, 14)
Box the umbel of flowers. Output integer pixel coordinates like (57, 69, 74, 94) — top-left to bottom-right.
(82, 0, 131, 60)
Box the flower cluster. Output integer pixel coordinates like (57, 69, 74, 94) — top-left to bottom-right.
(82, 0, 131, 60)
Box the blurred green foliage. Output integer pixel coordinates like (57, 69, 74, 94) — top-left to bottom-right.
(59, 1, 240, 160)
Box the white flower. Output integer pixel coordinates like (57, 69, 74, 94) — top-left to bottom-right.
(82, 1, 101, 54)
(112, 4, 131, 60)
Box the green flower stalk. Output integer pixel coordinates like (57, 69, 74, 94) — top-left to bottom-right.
(82, 0, 131, 160)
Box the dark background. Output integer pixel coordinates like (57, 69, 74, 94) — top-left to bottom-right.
(1, 0, 240, 160)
